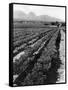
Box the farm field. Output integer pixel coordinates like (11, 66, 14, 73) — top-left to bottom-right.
(12, 21, 65, 86)
(9, 3, 66, 87)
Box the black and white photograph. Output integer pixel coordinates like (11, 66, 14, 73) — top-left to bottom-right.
(9, 3, 66, 87)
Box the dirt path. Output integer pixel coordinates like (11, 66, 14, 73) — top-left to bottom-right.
(56, 30, 65, 83)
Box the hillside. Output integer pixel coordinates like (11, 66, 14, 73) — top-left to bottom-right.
(14, 11, 61, 22)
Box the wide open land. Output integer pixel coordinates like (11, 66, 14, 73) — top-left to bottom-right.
(13, 21, 65, 86)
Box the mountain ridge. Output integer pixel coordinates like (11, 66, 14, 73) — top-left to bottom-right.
(14, 10, 62, 22)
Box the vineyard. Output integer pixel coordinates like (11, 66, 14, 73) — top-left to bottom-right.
(13, 24, 62, 86)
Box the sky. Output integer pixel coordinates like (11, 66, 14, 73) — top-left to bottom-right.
(14, 4, 65, 21)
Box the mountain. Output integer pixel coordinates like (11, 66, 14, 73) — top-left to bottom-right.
(38, 15, 61, 22)
(14, 11, 61, 22)
(14, 10, 27, 19)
